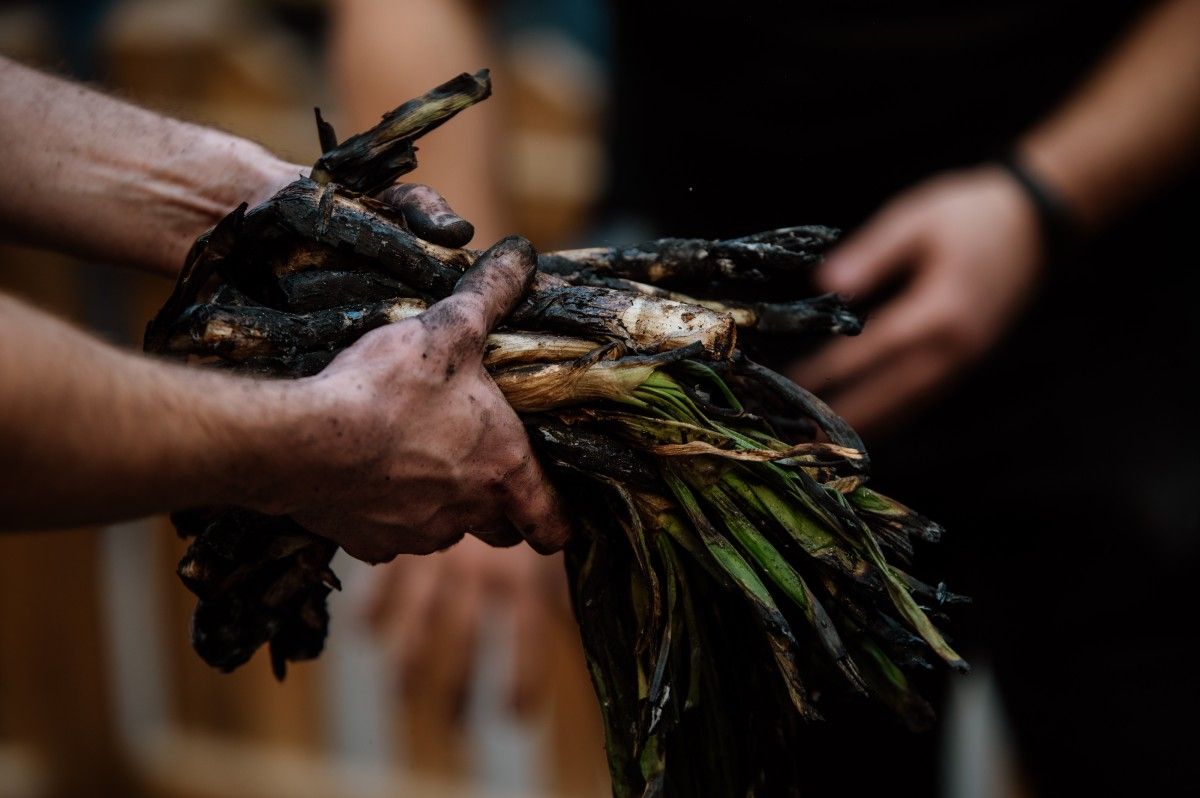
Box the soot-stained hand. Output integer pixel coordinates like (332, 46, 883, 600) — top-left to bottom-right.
(275, 236, 570, 563)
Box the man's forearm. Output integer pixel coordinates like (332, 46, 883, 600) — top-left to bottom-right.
(1018, 0, 1200, 230)
(0, 293, 312, 529)
(0, 56, 298, 275)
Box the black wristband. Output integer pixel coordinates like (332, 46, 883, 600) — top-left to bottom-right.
(995, 155, 1081, 263)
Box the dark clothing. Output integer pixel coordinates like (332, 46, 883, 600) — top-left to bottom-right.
(609, 1, 1143, 236)
(608, 2, 1200, 795)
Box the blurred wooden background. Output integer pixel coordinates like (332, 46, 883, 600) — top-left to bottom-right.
(0, 1, 610, 796)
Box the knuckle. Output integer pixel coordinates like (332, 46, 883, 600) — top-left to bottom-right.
(483, 461, 507, 487)
(453, 290, 490, 318)
(387, 182, 429, 202)
(426, 295, 487, 340)
(456, 324, 487, 356)
(496, 446, 534, 487)
(377, 183, 411, 206)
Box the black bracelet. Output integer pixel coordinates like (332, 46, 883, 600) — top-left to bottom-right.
(995, 155, 1081, 263)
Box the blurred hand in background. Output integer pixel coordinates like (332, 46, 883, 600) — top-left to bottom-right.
(362, 536, 569, 719)
(789, 167, 1044, 436)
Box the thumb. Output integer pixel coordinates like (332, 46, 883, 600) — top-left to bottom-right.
(818, 206, 924, 297)
(420, 235, 537, 362)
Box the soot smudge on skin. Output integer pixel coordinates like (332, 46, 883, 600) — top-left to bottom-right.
(422, 236, 537, 367)
(456, 235, 536, 305)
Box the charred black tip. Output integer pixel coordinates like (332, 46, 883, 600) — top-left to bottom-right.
(314, 107, 339, 153)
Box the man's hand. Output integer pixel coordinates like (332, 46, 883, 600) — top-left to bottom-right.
(271, 236, 570, 562)
(0, 57, 565, 553)
(0, 233, 569, 557)
(789, 167, 1044, 435)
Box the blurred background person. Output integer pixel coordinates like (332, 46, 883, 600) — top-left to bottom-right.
(338, 1, 1200, 796)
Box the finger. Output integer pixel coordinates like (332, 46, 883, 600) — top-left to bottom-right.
(422, 569, 484, 723)
(822, 345, 953, 436)
(817, 205, 925, 297)
(508, 589, 548, 717)
(378, 182, 475, 248)
(386, 557, 440, 680)
(420, 236, 536, 365)
(543, 555, 572, 617)
(501, 448, 571, 554)
(788, 287, 932, 391)
(360, 560, 403, 630)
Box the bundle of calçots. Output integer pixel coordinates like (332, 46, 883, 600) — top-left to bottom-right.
(144, 71, 967, 796)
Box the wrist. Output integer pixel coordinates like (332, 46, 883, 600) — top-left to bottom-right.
(191, 373, 324, 515)
(156, 132, 301, 275)
(1012, 132, 1106, 231)
(992, 152, 1084, 264)
(232, 143, 304, 209)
